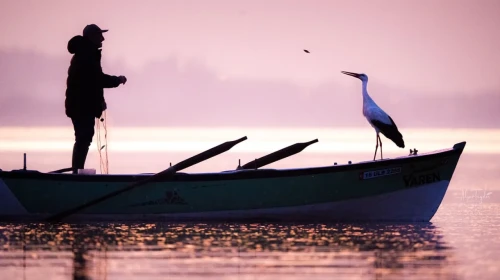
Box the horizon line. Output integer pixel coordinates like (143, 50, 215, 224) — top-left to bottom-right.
(1, 125, 499, 130)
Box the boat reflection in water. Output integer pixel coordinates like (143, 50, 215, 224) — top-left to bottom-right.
(0, 222, 458, 279)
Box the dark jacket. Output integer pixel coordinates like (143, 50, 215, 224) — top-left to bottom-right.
(65, 35, 121, 119)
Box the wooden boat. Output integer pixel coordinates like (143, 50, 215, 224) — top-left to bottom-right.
(0, 136, 467, 223)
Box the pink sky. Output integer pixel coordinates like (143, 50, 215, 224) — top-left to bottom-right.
(1, 0, 500, 94)
(1, 0, 500, 172)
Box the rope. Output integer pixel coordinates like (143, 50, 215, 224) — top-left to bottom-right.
(96, 111, 109, 174)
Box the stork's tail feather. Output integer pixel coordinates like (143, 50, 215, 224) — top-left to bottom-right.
(385, 131, 405, 148)
(394, 136, 405, 148)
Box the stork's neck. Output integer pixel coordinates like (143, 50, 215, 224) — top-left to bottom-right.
(361, 80, 373, 103)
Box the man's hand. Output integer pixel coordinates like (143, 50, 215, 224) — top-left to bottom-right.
(118, 75, 127, 85)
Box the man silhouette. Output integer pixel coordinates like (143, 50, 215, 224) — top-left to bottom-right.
(65, 24, 127, 174)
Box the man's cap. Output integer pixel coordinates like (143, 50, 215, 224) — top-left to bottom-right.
(83, 24, 108, 37)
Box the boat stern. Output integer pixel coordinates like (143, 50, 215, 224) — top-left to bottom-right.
(0, 177, 29, 218)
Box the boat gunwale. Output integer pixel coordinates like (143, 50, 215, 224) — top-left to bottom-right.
(0, 141, 466, 183)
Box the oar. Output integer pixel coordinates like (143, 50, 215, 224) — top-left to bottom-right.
(45, 136, 248, 222)
(48, 167, 73, 174)
(237, 139, 318, 170)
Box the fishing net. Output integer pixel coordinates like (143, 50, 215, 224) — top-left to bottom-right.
(96, 111, 109, 174)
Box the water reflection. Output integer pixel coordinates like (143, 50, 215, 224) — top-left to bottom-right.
(0, 222, 456, 279)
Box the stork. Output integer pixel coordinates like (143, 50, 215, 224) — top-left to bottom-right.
(341, 71, 405, 160)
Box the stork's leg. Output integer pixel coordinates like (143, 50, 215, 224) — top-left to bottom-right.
(378, 135, 383, 159)
(373, 133, 379, 160)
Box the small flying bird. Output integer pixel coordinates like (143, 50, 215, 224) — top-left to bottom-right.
(341, 71, 405, 160)
(304, 49, 310, 53)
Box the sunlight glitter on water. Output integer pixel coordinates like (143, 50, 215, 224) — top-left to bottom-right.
(0, 202, 499, 279)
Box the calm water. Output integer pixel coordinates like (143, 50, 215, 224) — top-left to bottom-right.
(1, 127, 499, 279)
(0, 202, 499, 280)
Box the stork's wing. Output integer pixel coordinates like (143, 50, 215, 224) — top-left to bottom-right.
(370, 115, 405, 148)
(387, 115, 400, 130)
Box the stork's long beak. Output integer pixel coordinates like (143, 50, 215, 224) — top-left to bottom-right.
(341, 71, 361, 79)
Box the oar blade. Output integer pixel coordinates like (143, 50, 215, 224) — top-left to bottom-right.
(173, 136, 247, 172)
(239, 139, 318, 170)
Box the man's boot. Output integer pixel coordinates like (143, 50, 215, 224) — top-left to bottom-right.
(71, 143, 89, 174)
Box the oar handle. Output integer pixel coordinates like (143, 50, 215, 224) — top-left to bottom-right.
(48, 167, 73, 174)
